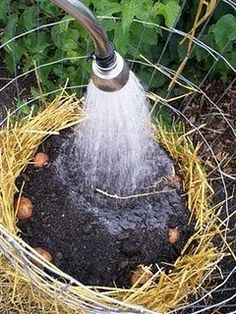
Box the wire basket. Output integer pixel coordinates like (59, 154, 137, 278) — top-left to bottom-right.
(0, 0, 235, 313)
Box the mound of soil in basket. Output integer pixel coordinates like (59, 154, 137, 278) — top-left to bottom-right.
(16, 128, 193, 288)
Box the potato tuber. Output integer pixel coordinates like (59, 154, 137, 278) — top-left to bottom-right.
(16, 196, 33, 220)
(131, 265, 153, 286)
(33, 247, 52, 267)
(32, 152, 49, 168)
(168, 227, 180, 244)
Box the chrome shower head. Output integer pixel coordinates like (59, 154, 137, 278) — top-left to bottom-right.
(92, 52, 130, 92)
(51, 0, 129, 91)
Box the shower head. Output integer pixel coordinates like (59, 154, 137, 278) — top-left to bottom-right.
(51, 0, 129, 91)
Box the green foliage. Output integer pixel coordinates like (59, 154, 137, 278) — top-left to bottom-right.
(0, 0, 235, 103)
(121, 0, 137, 33)
(193, 13, 236, 82)
(16, 99, 32, 115)
(212, 14, 236, 50)
(156, 105, 172, 128)
(0, 0, 8, 23)
(154, 0, 180, 28)
(0, 0, 183, 96)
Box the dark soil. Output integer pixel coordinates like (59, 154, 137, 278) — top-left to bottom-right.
(16, 128, 192, 288)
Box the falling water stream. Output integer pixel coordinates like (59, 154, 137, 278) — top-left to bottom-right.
(74, 71, 171, 194)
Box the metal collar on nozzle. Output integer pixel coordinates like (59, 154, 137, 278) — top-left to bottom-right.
(51, 0, 129, 91)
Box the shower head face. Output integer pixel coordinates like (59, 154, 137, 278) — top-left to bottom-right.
(92, 52, 130, 92)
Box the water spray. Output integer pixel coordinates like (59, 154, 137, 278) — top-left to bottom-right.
(51, 0, 130, 92)
(52, 0, 173, 194)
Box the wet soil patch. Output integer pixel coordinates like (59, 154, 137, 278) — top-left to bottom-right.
(16, 128, 193, 288)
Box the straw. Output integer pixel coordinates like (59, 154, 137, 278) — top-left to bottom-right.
(0, 93, 225, 313)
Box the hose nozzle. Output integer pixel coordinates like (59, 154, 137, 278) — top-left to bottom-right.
(92, 52, 129, 92)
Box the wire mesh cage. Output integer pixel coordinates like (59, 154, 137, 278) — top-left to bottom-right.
(0, 0, 235, 313)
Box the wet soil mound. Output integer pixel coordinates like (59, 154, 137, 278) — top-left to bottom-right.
(17, 129, 193, 287)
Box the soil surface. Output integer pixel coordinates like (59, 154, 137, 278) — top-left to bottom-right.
(16, 128, 192, 288)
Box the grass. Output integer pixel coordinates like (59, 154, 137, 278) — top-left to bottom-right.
(0, 94, 225, 313)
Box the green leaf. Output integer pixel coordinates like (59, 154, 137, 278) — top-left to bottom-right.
(52, 22, 82, 51)
(24, 32, 50, 54)
(121, 0, 136, 33)
(16, 99, 31, 115)
(5, 54, 16, 74)
(129, 23, 157, 56)
(11, 42, 25, 62)
(134, 0, 155, 21)
(24, 32, 51, 56)
(59, 28, 81, 52)
(212, 14, 236, 50)
(101, 19, 115, 32)
(22, 7, 37, 30)
(3, 41, 25, 73)
(92, 0, 121, 16)
(154, 0, 180, 28)
(39, 0, 60, 16)
(51, 25, 65, 49)
(156, 106, 172, 128)
(58, 15, 72, 33)
(210, 59, 231, 83)
(114, 23, 130, 55)
(37, 66, 52, 85)
(141, 27, 157, 45)
(30, 86, 42, 99)
(0, 0, 8, 23)
(3, 13, 18, 40)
